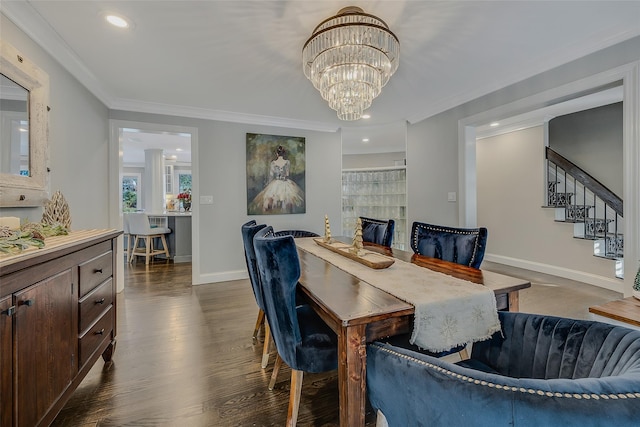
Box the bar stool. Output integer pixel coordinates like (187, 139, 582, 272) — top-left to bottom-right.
(127, 213, 171, 264)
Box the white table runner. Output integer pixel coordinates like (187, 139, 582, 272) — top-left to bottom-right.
(295, 238, 501, 352)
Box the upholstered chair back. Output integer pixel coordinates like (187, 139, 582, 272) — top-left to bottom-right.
(471, 311, 640, 380)
(253, 226, 337, 373)
(273, 230, 320, 238)
(241, 220, 267, 310)
(127, 212, 171, 235)
(360, 216, 395, 247)
(367, 311, 640, 427)
(410, 221, 487, 269)
(123, 214, 130, 234)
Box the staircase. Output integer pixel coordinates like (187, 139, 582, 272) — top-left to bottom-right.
(544, 147, 624, 279)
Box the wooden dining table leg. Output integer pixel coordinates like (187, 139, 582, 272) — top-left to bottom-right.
(508, 290, 520, 312)
(338, 323, 367, 427)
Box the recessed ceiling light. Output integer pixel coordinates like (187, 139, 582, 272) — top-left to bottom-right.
(362, 138, 370, 143)
(106, 14, 129, 28)
(361, 114, 371, 119)
(490, 122, 500, 127)
(176, 148, 183, 152)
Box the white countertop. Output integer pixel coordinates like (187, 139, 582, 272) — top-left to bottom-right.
(147, 212, 192, 217)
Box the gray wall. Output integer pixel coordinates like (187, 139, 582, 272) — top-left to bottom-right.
(477, 126, 613, 278)
(0, 14, 111, 230)
(4, 7, 639, 287)
(342, 151, 405, 169)
(549, 103, 623, 197)
(110, 110, 342, 283)
(407, 110, 461, 227)
(406, 36, 639, 287)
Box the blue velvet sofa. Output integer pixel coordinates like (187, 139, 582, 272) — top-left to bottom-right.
(367, 311, 640, 426)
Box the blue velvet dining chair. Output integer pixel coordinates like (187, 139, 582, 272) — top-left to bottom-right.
(360, 216, 395, 247)
(395, 221, 489, 360)
(240, 220, 273, 369)
(253, 226, 338, 427)
(410, 221, 488, 269)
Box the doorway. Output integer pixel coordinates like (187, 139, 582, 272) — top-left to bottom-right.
(109, 120, 199, 291)
(458, 62, 639, 296)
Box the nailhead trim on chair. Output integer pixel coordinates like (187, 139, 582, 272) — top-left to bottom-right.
(361, 217, 388, 226)
(411, 223, 480, 266)
(372, 343, 640, 400)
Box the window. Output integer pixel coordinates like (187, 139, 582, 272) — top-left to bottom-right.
(176, 170, 192, 193)
(164, 165, 174, 194)
(122, 173, 141, 211)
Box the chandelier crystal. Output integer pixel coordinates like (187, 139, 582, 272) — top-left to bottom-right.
(302, 6, 400, 121)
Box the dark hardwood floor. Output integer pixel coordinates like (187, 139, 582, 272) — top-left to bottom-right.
(52, 259, 371, 426)
(52, 258, 621, 426)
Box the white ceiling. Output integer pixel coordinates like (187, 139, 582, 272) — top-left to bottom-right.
(3, 1, 639, 154)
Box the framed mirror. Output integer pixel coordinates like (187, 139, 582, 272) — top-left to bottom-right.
(0, 39, 49, 207)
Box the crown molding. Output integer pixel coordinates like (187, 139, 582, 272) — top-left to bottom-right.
(4, 2, 639, 131)
(407, 27, 640, 124)
(111, 98, 340, 133)
(1, 1, 115, 107)
(2, 2, 339, 133)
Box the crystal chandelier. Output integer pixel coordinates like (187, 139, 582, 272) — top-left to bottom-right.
(302, 6, 400, 121)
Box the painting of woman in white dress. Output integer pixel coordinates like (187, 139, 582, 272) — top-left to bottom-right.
(246, 133, 305, 215)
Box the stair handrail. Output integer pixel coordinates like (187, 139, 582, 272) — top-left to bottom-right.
(546, 147, 623, 216)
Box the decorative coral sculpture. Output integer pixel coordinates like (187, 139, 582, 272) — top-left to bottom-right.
(42, 190, 72, 230)
(350, 217, 364, 255)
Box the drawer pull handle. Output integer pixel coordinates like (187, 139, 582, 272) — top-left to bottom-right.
(95, 298, 106, 305)
(2, 306, 15, 316)
(95, 328, 105, 336)
(94, 268, 103, 274)
(23, 299, 35, 307)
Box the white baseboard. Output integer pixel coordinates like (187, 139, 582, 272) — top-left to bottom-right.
(194, 269, 247, 285)
(484, 253, 623, 293)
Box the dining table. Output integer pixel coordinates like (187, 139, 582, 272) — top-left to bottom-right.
(294, 237, 531, 427)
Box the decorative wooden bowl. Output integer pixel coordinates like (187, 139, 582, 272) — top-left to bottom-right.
(313, 238, 395, 269)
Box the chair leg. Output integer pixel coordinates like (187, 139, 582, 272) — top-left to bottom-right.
(129, 236, 140, 263)
(269, 354, 282, 390)
(286, 369, 303, 427)
(159, 234, 170, 259)
(458, 347, 469, 361)
(261, 323, 271, 369)
(253, 309, 265, 343)
(145, 236, 152, 265)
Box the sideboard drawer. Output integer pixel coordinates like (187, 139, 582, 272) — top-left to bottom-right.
(79, 278, 113, 332)
(78, 251, 113, 297)
(79, 306, 114, 367)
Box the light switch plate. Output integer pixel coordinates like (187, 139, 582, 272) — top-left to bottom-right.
(200, 195, 213, 204)
(447, 192, 457, 202)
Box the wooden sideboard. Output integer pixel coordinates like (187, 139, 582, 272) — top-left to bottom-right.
(0, 229, 121, 427)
